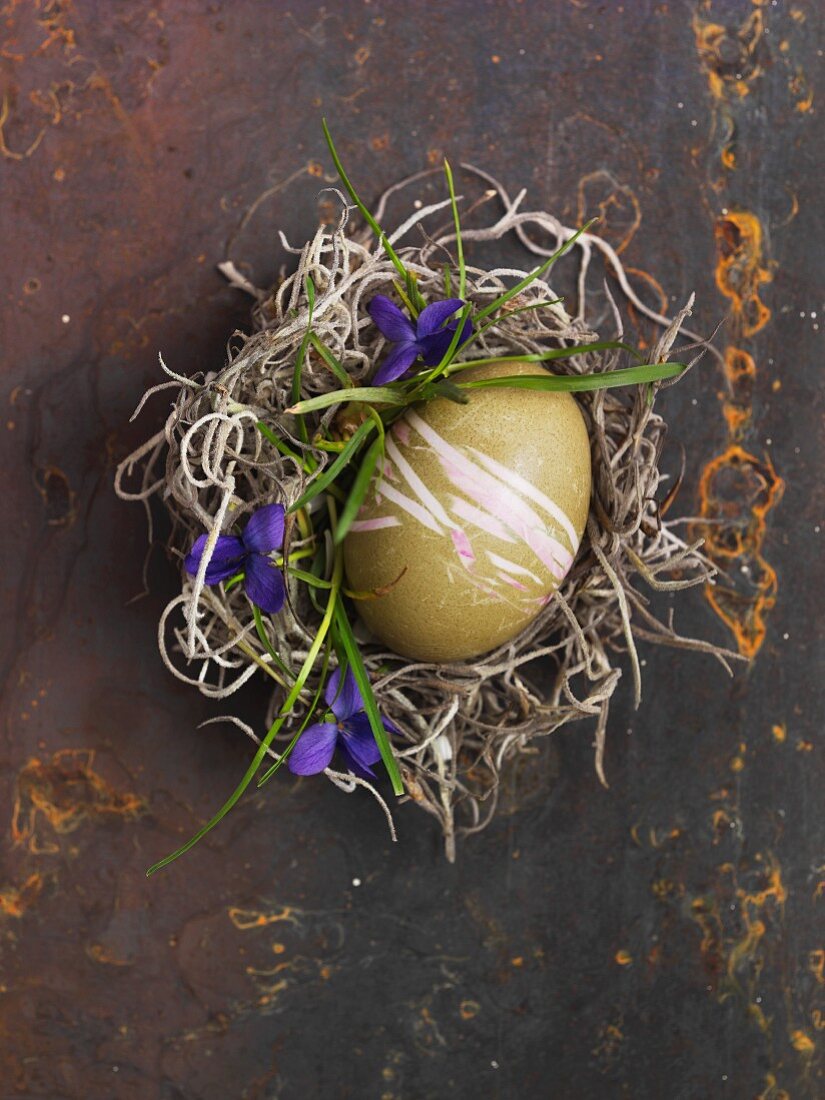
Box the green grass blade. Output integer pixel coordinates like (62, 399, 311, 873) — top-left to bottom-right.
(332, 599, 404, 796)
(457, 361, 686, 394)
(309, 333, 354, 389)
(287, 386, 406, 416)
(443, 159, 465, 300)
(322, 118, 412, 290)
(472, 298, 563, 339)
(286, 565, 334, 588)
(252, 604, 295, 680)
(288, 419, 374, 514)
(392, 279, 419, 319)
(474, 221, 595, 324)
(334, 435, 384, 544)
(445, 340, 638, 374)
(256, 420, 315, 473)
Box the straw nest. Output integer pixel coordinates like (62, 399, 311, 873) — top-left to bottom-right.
(117, 166, 737, 858)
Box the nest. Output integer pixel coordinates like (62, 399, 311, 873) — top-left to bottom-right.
(116, 167, 737, 859)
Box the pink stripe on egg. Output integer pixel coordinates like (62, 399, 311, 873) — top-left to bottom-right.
(405, 411, 574, 575)
(450, 496, 516, 543)
(450, 527, 476, 566)
(469, 447, 580, 549)
(393, 419, 411, 446)
(349, 516, 401, 533)
(497, 572, 529, 592)
(375, 479, 443, 534)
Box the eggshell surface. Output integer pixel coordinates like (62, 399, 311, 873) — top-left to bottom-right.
(343, 361, 591, 662)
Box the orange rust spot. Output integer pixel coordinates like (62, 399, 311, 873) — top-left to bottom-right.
(272, 942, 286, 955)
(789, 67, 814, 113)
(623, 266, 669, 317)
(796, 739, 813, 753)
(714, 212, 772, 338)
(319, 965, 333, 980)
(614, 949, 633, 966)
(758, 1074, 790, 1100)
(772, 723, 787, 744)
(721, 401, 750, 437)
(511, 956, 524, 968)
(592, 1019, 625, 1062)
(228, 905, 299, 930)
(576, 170, 641, 255)
(712, 808, 733, 840)
(725, 858, 784, 1031)
(307, 160, 324, 178)
(0, 872, 44, 918)
(689, 853, 786, 1022)
(12, 750, 143, 852)
(809, 949, 825, 985)
(724, 347, 756, 387)
(730, 743, 746, 773)
(33, 464, 77, 527)
(695, 446, 783, 657)
(694, 214, 778, 657)
(721, 146, 736, 170)
(649, 826, 682, 848)
(790, 1029, 815, 1056)
(652, 878, 679, 900)
(692, 9, 765, 105)
(87, 943, 131, 967)
(370, 133, 389, 152)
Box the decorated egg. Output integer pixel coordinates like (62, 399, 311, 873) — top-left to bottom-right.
(343, 361, 591, 662)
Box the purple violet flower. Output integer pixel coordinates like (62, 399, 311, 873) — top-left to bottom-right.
(288, 667, 397, 779)
(184, 503, 286, 614)
(367, 295, 473, 385)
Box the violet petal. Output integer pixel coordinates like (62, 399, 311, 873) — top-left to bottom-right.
(325, 667, 363, 723)
(418, 327, 456, 367)
(288, 722, 338, 775)
(184, 534, 246, 584)
(342, 712, 383, 770)
(244, 553, 286, 614)
(242, 503, 285, 554)
(337, 740, 377, 781)
(367, 295, 416, 343)
(416, 298, 464, 339)
(418, 316, 473, 367)
(372, 342, 419, 386)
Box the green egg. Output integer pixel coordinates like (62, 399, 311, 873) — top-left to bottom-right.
(343, 361, 591, 662)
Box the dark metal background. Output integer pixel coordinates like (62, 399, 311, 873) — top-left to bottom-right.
(1, 2, 822, 1097)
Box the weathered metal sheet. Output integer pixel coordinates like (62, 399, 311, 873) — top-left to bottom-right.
(1, 1, 822, 1096)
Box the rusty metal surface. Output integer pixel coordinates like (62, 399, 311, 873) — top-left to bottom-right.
(1, 1, 823, 1097)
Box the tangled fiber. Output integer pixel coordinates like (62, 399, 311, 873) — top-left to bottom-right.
(116, 166, 738, 859)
